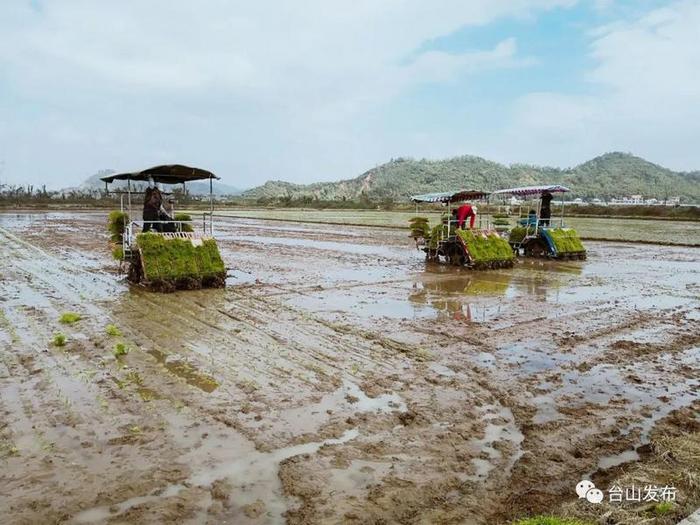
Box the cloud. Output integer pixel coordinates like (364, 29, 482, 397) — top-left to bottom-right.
(502, 0, 700, 170)
(0, 0, 572, 187)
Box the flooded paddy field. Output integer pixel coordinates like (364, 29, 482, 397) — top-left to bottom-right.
(0, 210, 698, 524)
(209, 208, 700, 246)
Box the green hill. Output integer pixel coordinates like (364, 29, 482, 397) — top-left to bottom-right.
(243, 152, 700, 203)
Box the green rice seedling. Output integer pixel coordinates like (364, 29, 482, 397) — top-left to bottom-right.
(105, 324, 122, 337)
(59, 312, 81, 324)
(135, 233, 226, 290)
(427, 223, 449, 249)
(124, 371, 143, 385)
(1, 440, 20, 457)
(456, 229, 514, 264)
(51, 333, 67, 347)
(107, 211, 129, 243)
(546, 228, 586, 254)
(174, 213, 194, 232)
(414, 348, 432, 361)
(113, 342, 129, 357)
(408, 216, 431, 238)
(653, 501, 674, 516)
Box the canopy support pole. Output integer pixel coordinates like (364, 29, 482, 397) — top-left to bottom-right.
(209, 176, 214, 236)
(560, 193, 565, 227)
(447, 202, 451, 239)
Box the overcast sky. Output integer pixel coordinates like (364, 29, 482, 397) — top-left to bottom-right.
(1, 0, 698, 189)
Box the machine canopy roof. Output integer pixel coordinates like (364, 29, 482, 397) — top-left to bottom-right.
(100, 164, 219, 185)
(410, 189, 491, 203)
(493, 184, 570, 197)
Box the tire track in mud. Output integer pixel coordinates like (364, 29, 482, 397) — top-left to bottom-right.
(0, 226, 122, 309)
(111, 290, 355, 401)
(0, 227, 434, 520)
(97, 284, 531, 522)
(114, 283, 416, 389)
(0, 228, 219, 523)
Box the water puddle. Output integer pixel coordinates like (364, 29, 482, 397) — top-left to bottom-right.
(247, 380, 406, 437)
(498, 342, 576, 374)
(71, 429, 359, 524)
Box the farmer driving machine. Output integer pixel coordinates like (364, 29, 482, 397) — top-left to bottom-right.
(103, 165, 227, 292)
(492, 185, 586, 260)
(409, 190, 514, 269)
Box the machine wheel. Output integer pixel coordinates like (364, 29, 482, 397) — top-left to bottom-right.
(447, 246, 465, 266)
(523, 238, 549, 258)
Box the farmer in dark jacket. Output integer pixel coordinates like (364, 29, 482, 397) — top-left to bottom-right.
(143, 178, 163, 232)
(540, 191, 553, 226)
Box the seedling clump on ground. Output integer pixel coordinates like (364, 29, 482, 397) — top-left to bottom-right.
(59, 312, 81, 324)
(653, 501, 674, 516)
(105, 324, 122, 337)
(51, 333, 67, 347)
(114, 342, 129, 357)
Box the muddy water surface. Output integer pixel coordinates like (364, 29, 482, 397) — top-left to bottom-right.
(0, 211, 698, 524)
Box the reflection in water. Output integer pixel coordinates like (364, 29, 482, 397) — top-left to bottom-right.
(409, 266, 513, 322)
(410, 259, 585, 322)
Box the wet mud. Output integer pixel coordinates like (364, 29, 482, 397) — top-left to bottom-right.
(0, 211, 698, 524)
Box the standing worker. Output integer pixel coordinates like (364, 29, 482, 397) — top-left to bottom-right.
(456, 203, 477, 229)
(143, 177, 163, 232)
(540, 191, 553, 226)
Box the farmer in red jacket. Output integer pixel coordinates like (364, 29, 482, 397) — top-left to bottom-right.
(456, 203, 477, 229)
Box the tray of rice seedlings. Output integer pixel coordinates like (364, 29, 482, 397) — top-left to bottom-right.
(427, 223, 448, 250)
(174, 213, 194, 232)
(491, 213, 511, 233)
(542, 228, 587, 259)
(456, 229, 515, 269)
(130, 233, 227, 292)
(508, 225, 536, 244)
(107, 211, 129, 261)
(408, 216, 430, 239)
